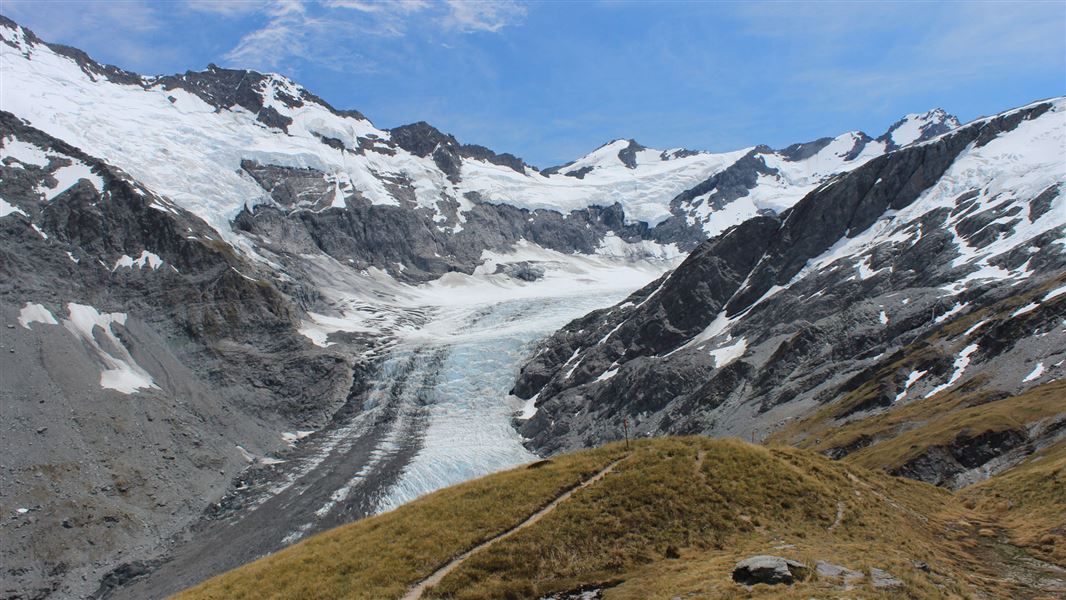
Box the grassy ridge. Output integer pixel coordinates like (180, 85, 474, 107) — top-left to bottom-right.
(174, 438, 1056, 599)
(427, 438, 960, 599)
(173, 444, 624, 600)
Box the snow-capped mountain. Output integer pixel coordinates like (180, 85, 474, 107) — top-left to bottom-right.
(1, 16, 962, 281)
(513, 98, 1066, 462)
(1, 13, 1055, 600)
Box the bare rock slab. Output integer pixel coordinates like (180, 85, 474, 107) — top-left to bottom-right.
(732, 555, 809, 585)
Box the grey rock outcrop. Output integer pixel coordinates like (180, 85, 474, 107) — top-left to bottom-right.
(732, 555, 809, 585)
(0, 113, 361, 599)
(870, 567, 905, 589)
(815, 561, 865, 582)
(512, 100, 1066, 458)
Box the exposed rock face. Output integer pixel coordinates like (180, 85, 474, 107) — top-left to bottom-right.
(0, 114, 362, 599)
(616, 139, 647, 169)
(732, 555, 809, 585)
(388, 121, 464, 182)
(458, 143, 530, 174)
(233, 196, 657, 283)
(512, 100, 1066, 458)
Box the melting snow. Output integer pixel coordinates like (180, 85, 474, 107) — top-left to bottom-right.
(18, 302, 57, 329)
(1023, 362, 1045, 383)
(516, 392, 540, 419)
(1012, 302, 1040, 318)
(2, 137, 50, 166)
(44, 161, 103, 199)
(63, 303, 157, 394)
(925, 343, 979, 398)
(934, 302, 968, 324)
(595, 367, 620, 382)
(113, 250, 163, 270)
(708, 337, 747, 368)
(894, 369, 928, 402)
(1044, 284, 1066, 301)
(281, 430, 315, 446)
(965, 319, 990, 336)
(0, 197, 28, 217)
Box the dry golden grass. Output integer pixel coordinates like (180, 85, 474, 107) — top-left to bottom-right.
(962, 439, 1066, 565)
(175, 437, 1062, 600)
(173, 444, 624, 600)
(422, 439, 1027, 599)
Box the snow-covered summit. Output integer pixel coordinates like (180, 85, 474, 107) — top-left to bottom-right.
(0, 15, 965, 255)
(880, 107, 962, 148)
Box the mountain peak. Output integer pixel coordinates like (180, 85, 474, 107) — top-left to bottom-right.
(879, 107, 961, 148)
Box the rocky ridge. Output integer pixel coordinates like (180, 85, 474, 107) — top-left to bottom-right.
(512, 98, 1066, 472)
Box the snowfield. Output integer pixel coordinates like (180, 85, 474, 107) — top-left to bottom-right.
(1, 19, 964, 254)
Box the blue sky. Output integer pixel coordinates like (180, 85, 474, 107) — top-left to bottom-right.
(6, 0, 1064, 167)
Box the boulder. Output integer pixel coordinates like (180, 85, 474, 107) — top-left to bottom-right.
(732, 555, 809, 585)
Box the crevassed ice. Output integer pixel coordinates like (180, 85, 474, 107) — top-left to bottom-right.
(375, 291, 634, 512)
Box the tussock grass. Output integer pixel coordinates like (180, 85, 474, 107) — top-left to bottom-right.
(175, 437, 1056, 600)
(173, 444, 624, 600)
(962, 439, 1066, 564)
(424, 438, 982, 599)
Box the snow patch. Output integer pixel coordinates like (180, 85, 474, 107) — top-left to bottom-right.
(0, 198, 28, 217)
(925, 343, 979, 398)
(934, 302, 967, 324)
(709, 337, 747, 368)
(44, 161, 103, 199)
(18, 302, 57, 329)
(2, 137, 50, 166)
(1023, 362, 1045, 383)
(62, 303, 157, 394)
(894, 369, 928, 402)
(595, 367, 620, 382)
(1044, 284, 1066, 301)
(1011, 302, 1039, 318)
(113, 250, 163, 271)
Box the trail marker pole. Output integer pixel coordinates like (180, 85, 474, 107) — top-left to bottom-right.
(623, 417, 630, 451)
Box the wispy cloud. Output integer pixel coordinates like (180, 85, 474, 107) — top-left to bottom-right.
(221, 0, 526, 72)
(224, 1, 315, 69)
(326, 0, 431, 14)
(442, 0, 526, 33)
(2, 0, 177, 71)
(184, 0, 267, 16)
